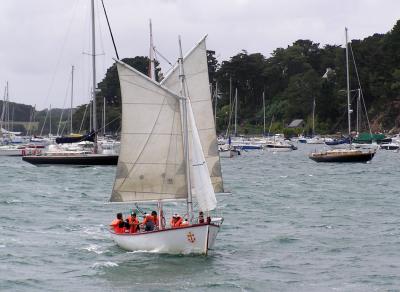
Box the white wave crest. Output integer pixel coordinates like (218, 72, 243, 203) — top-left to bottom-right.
(81, 244, 105, 254)
(91, 261, 118, 269)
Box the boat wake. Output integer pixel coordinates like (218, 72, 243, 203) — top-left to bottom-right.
(81, 225, 107, 237)
(91, 261, 118, 269)
(81, 244, 105, 254)
(127, 250, 159, 254)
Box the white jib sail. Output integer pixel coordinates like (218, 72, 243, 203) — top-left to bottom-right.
(187, 99, 217, 211)
(161, 36, 224, 193)
(111, 61, 187, 203)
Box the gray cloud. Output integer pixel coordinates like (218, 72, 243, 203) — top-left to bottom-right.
(0, 0, 399, 109)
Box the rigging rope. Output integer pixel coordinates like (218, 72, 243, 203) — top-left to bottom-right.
(41, 0, 80, 110)
(39, 108, 50, 136)
(349, 42, 372, 136)
(79, 101, 90, 133)
(56, 74, 72, 136)
(154, 48, 173, 67)
(101, 0, 119, 60)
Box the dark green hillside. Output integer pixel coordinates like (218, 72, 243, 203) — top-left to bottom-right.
(11, 20, 400, 136)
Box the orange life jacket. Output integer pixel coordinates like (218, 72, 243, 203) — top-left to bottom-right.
(128, 217, 139, 233)
(142, 215, 155, 225)
(153, 216, 159, 227)
(110, 219, 125, 233)
(170, 217, 183, 228)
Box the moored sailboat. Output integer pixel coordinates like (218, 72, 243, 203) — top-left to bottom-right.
(22, 0, 118, 166)
(309, 28, 376, 163)
(109, 36, 224, 254)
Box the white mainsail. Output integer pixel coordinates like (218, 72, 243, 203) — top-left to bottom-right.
(111, 61, 187, 202)
(161, 36, 224, 193)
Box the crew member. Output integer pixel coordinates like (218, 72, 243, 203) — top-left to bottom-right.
(151, 211, 159, 229)
(110, 213, 125, 233)
(170, 213, 183, 228)
(127, 212, 139, 233)
(142, 213, 155, 231)
(198, 211, 205, 224)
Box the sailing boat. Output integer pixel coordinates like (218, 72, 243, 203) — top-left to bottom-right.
(0, 82, 29, 156)
(309, 28, 376, 163)
(109, 36, 224, 254)
(22, 0, 118, 166)
(217, 82, 240, 158)
(306, 97, 325, 144)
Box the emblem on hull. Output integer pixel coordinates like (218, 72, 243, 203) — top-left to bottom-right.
(187, 232, 196, 243)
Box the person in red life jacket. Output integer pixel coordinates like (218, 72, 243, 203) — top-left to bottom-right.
(170, 213, 183, 228)
(142, 213, 156, 231)
(151, 211, 159, 229)
(198, 211, 205, 224)
(110, 213, 125, 234)
(127, 212, 139, 233)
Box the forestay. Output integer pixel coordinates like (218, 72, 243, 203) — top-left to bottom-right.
(161, 36, 224, 193)
(111, 62, 187, 202)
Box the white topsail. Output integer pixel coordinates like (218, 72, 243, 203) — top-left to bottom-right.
(161, 36, 224, 193)
(111, 61, 187, 202)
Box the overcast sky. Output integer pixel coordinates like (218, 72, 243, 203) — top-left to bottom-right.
(1, 0, 399, 110)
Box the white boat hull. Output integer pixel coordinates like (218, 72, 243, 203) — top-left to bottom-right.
(110, 223, 220, 255)
(327, 143, 349, 149)
(353, 142, 379, 150)
(306, 140, 325, 144)
(266, 148, 293, 152)
(219, 149, 239, 158)
(265, 147, 293, 152)
(0, 149, 22, 156)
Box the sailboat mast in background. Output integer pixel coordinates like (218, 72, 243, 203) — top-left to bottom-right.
(234, 88, 238, 137)
(70, 65, 74, 134)
(312, 96, 316, 137)
(356, 88, 360, 135)
(345, 27, 352, 140)
(214, 82, 218, 127)
(90, 0, 98, 151)
(0, 83, 6, 133)
(263, 91, 266, 136)
(49, 104, 52, 136)
(149, 19, 156, 81)
(103, 97, 106, 136)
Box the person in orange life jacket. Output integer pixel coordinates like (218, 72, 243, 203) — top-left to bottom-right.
(110, 213, 125, 233)
(127, 212, 139, 233)
(170, 213, 183, 228)
(142, 213, 156, 231)
(151, 211, 159, 229)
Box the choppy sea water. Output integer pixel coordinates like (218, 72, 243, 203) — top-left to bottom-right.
(1, 145, 400, 291)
